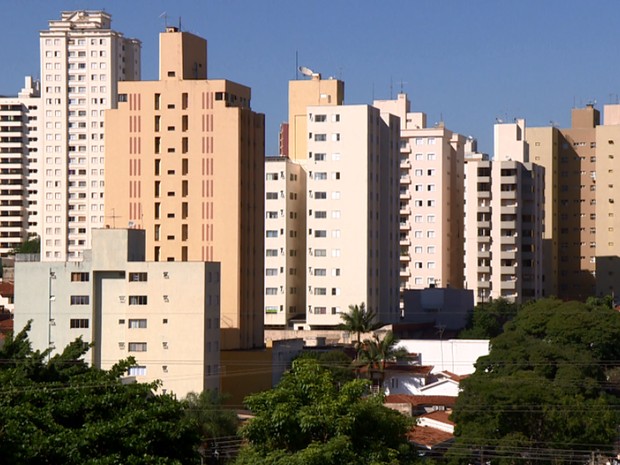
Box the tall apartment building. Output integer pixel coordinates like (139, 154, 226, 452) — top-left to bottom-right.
(14, 229, 221, 397)
(0, 77, 41, 255)
(373, 94, 465, 302)
(305, 103, 400, 327)
(264, 157, 305, 327)
(105, 28, 265, 350)
(264, 74, 400, 329)
(464, 120, 544, 304)
(528, 104, 620, 300)
(39, 11, 140, 261)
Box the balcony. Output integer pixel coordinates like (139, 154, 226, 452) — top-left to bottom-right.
(400, 268, 411, 278)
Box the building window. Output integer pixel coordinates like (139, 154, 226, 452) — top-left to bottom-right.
(70, 295, 89, 305)
(128, 366, 146, 376)
(266, 268, 278, 276)
(266, 249, 278, 257)
(129, 295, 148, 305)
(129, 272, 147, 282)
(128, 342, 147, 352)
(266, 288, 278, 295)
(70, 319, 89, 329)
(128, 319, 147, 329)
(266, 230, 278, 238)
(71, 272, 89, 282)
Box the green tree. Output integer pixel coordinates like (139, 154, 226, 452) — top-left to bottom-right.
(236, 358, 415, 465)
(184, 390, 240, 461)
(10, 236, 40, 255)
(295, 349, 355, 385)
(357, 331, 408, 385)
(0, 322, 200, 464)
(340, 302, 382, 348)
(449, 298, 620, 465)
(458, 297, 519, 339)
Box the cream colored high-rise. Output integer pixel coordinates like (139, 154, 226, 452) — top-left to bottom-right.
(39, 11, 140, 261)
(264, 157, 306, 327)
(305, 104, 400, 326)
(464, 120, 545, 304)
(374, 94, 465, 302)
(105, 28, 265, 350)
(0, 77, 42, 255)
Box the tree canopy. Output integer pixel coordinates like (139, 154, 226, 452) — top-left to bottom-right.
(0, 322, 200, 464)
(449, 298, 620, 465)
(236, 358, 416, 465)
(458, 297, 519, 339)
(10, 236, 40, 255)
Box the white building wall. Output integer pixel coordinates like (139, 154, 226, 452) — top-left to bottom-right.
(398, 339, 490, 375)
(39, 11, 140, 261)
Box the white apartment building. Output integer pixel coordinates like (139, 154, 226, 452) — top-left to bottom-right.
(464, 121, 544, 304)
(373, 94, 465, 306)
(14, 228, 220, 397)
(0, 77, 42, 255)
(264, 156, 306, 327)
(39, 11, 140, 261)
(305, 104, 400, 327)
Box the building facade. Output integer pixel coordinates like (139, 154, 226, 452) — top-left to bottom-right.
(104, 28, 265, 350)
(14, 229, 220, 397)
(373, 94, 465, 304)
(264, 156, 306, 327)
(305, 103, 400, 327)
(39, 11, 140, 261)
(0, 77, 42, 255)
(464, 121, 545, 304)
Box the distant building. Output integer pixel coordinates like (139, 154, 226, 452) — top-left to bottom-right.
(264, 74, 401, 329)
(104, 27, 265, 350)
(14, 228, 220, 397)
(374, 94, 466, 306)
(464, 120, 545, 304)
(402, 287, 474, 331)
(39, 11, 141, 261)
(0, 77, 41, 256)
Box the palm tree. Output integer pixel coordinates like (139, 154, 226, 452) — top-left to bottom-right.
(357, 330, 408, 386)
(340, 302, 382, 348)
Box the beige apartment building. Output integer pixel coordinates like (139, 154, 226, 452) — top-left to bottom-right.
(305, 103, 400, 327)
(0, 77, 42, 255)
(525, 105, 620, 300)
(264, 156, 306, 327)
(374, 94, 465, 303)
(464, 120, 544, 304)
(14, 229, 220, 397)
(105, 28, 265, 350)
(39, 11, 140, 261)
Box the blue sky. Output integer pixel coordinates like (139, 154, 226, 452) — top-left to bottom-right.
(1, 1, 619, 155)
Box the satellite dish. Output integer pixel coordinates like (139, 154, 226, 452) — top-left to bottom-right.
(298, 66, 314, 77)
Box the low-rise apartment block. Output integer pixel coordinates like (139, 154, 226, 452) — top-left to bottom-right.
(14, 228, 220, 397)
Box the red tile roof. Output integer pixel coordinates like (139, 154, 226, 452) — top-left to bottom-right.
(407, 426, 454, 448)
(0, 281, 13, 296)
(0, 317, 13, 333)
(419, 410, 454, 425)
(384, 394, 457, 407)
(439, 370, 469, 382)
(384, 364, 434, 375)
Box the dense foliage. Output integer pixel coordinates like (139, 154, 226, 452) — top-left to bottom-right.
(10, 236, 40, 255)
(236, 358, 416, 465)
(0, 322, 200, 464)
(458, 298, 520, 339)
(450, 298, 620, 464)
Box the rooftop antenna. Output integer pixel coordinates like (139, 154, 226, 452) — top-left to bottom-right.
(298, 66, 318, 79)
(178, 16, 182, 31)
(159, 11, 168, 29)
(106, 208, 121, 229)
(295, 51, 298, 80)
(399, 80, 407, 94)
(389, 76, 393, 99)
